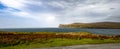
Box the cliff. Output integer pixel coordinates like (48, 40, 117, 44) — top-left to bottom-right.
(59, 22, 120, 29)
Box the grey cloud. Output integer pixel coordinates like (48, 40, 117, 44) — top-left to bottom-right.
(3, 0, 120, 23)
(0, 0, 120, 28)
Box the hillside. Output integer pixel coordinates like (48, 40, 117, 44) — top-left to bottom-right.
(59, 22, 120, 29)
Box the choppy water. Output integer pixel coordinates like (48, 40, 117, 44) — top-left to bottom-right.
(0, 28, 120, 35)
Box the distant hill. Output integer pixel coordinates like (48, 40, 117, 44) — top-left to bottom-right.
(59, 22, 120, 29)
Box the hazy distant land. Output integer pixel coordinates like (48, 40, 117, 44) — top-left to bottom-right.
(59, 22, 120, 29)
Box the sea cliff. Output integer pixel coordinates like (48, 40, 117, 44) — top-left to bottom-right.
(59, 22, 120, 29)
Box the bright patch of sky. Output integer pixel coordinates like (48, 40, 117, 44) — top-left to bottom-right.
(0, 0, 120, 28)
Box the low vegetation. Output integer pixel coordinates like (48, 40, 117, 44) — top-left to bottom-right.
(59, 22, 120, 28)
(0, 31, 120, 49)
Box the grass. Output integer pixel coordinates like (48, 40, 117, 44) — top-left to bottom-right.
(0, 31, 120, 49)
(1, 38, 120, 49)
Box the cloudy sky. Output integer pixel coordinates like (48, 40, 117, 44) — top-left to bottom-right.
(0, 0, 120, 28)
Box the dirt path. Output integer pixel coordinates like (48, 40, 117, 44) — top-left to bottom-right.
(38, 43, 120, 49)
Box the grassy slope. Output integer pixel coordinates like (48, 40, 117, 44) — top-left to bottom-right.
(0, 32, 120, 49)
(59, 22, 120, 28)
(1, 38, 120, 49)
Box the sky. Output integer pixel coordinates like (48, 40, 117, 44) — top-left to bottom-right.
(0, 0, 120, 28)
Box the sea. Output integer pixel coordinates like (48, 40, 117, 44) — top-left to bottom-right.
(0, 28, 120, 35)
